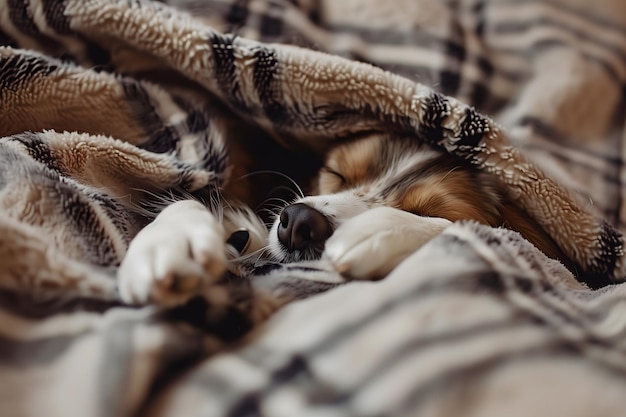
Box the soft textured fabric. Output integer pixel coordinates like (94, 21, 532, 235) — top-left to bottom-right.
(1, 0, 626, 416)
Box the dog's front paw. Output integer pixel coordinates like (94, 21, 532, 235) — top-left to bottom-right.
(323, 207, 451, 280)
(118, 200, 226, 307)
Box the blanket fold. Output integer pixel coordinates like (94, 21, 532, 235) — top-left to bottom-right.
(3, 0, 624, 285)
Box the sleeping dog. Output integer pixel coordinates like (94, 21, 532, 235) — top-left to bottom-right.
(268, 134, 564, 279)
(118, 134, 563, 306)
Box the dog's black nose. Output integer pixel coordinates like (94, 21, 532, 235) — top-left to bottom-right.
(278, 203, 331, 251)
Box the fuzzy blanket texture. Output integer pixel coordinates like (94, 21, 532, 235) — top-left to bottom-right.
(1, 0, 626, 416)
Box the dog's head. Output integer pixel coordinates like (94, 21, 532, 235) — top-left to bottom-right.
(268, 134, 518, 263)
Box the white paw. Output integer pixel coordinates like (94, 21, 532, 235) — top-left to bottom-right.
(118, 200, 226, 307)
(323, 207, 451, 280)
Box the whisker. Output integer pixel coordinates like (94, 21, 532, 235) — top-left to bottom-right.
(255, 200, 292, 216)
(229, 244, 273, 265)
(235, 170, 305, 199)
(436, 166, 461, 185)
(267, 185, 303, 201)
(258, 207, 284, 220)
(254, 248, 274, 266)
(257, 198, 289, 210)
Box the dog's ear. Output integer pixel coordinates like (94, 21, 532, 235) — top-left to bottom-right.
(400, 169, 503, 227)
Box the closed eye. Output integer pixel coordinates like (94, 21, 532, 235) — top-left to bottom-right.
(321, 167, 347, 185)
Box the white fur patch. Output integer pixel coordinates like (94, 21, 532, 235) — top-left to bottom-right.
(323, 207, 452, 280)
(268, 191, 373, 262)
(118, 200, 226, 307)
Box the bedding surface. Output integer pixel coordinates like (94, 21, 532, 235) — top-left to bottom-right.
(1, 0, 626, 416)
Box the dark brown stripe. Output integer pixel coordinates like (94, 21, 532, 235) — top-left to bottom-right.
(209, 32, 247, 111)
(42, 0, 71, 34)
(418, 92, 450, 146)
(8, 0, 41, 38)
(455, 106, 490, 153)
(252, 46, 288, 125)
(7, 0, 63, 51)
(121, 79, 179, 154)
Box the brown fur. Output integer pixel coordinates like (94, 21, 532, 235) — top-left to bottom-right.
(316, 135, 567, 264)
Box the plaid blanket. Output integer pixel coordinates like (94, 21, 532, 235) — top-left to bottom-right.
(2, 0, 626, 416)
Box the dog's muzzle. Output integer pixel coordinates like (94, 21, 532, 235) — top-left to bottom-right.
(278, 203, 332, 252)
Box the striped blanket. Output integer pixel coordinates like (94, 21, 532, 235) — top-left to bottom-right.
(2, 0, 626, 416)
